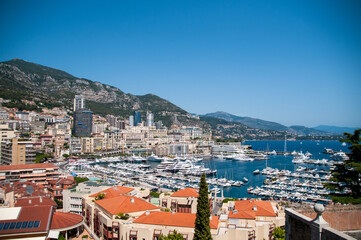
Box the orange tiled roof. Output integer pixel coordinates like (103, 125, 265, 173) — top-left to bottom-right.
(15, 196, 57, 207)
(231, 200, 276, 218)
(89, 186, 134, 199)
(2, 181, 47, 197)
(48, 178, 75, 185)
(228, 210, 256, 219)
(171, 188, 199, 198)
(0, 205, 53, 235)
(134, 211, 219, 229)
(95, 195, 159, 215)
(50, 212, 83, 230)
(0, 163, 57, 171)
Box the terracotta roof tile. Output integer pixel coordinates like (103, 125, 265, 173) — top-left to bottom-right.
(171, 188, 199, 198)
(134, 212, 219, 229)
(48, 178, 75, 185)
(95, 195, 159, 215)
(0, 205, 53, 235)
(50, 212, 83, 230)
(0, 163, 57, 171)
(15, 196, 57, 207)
(232, 200, 276, 218)
(229, 210, 256, 219)
(2, 181, 47, 197)
(89, 186, 134, 199)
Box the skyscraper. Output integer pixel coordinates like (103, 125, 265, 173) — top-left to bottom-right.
(129, 115, 134, 127)
(73, 95, 86, 111)
(134, 111, 141, 126)
(73, 110, 93, 137)
(146, 111, 154, 127)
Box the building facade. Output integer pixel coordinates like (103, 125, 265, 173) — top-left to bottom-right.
(146, 112, 154, 127)
(73, 110, 93, 137)
(134, 111, 141, 126)
(0, 163, 60, 185)
(0, 138, 35, 165)
(73, 95, 86, 111)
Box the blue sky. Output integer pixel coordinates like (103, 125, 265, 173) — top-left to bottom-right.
(0, 0, 360, 127)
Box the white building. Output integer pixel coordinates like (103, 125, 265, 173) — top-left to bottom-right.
(73, 95, 86, 111)
(146, 111, 154, 127)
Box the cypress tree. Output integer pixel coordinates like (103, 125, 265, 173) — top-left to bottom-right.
(194, 174, 212, 240)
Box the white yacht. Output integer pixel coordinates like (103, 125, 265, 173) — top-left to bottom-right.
(147, 153, 163, 162)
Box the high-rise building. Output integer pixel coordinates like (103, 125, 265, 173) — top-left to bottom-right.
(73, 110, 93, 137)
(129, 116, 134, 127)
(106, 115, 126, 130)
(73, 95, 86, 111)
(146, 111, 154, 127)
(155, 121, 163, 129)
(0, 138, 35, 165)
(134, 111, 141, 126)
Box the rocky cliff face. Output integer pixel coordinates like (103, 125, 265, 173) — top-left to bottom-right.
(0, 59, 195, 126)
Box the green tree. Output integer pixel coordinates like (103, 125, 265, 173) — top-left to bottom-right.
(273, 227, 285, 240)
(159, 230, 183, 240)
(95, 193, 106, 200)
(326, 129, 361, 200)
(74, 177, 89, 185)
(194, 174, 212, 240)
(54, 198, 63, 209)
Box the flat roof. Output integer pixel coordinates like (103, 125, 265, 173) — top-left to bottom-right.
(0, 207, 21, 221)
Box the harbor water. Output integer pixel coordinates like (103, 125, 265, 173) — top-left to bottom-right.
(203, 140, 349, 199)
(91, 140, 349, 199)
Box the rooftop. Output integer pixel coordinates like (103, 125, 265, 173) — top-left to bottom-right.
(170, 188, 199, 198)
(229, 200, 276, 219)
(89, 186, 134, 199)
(0, 163, 58, 171)
(15, 196, 57, 207)
(95, 195, 159, 215)
(50, 212, 83, 230)
(134, 211, 219, 229)
(0, 205, 53, 235)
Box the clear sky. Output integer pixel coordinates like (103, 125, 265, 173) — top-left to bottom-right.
(0, 0, 360, 127)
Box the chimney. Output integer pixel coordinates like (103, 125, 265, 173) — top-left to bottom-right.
(146, 210, 150, 216)
(29, 200, 32, 204)
(40, 197, 43, 203)
(210, 215, 213, 220)
(253, 206, 257, 212)
(130, 198, 135, 203)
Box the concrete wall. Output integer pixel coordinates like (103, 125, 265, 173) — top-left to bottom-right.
(298, 205, 361, 232)
(285, 208, 356, 240)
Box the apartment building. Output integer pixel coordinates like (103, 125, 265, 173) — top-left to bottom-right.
(0, 163, 60, 185)
(159, 188, 201, 214)
(0, 138, 35, 165)
(63, 181, 115, 215)
(132, 211, 220, 240)
(47, 177, 76, 201)
(83, 187, 158, 240)
(217, 199, 285, 240)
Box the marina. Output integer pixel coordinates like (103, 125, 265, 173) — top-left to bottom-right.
(63, 140, 350, 204)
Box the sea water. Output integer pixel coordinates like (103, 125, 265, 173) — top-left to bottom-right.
(202, 140, 349, 198)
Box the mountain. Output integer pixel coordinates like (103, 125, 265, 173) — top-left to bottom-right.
(204, 111, 334, 136)
(199, 116, 287, 140)
(204, 111, 290, 131)
(313, 125, 360, 135)
(288, 125, 331, 136)
(0, 59, 202, 127)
